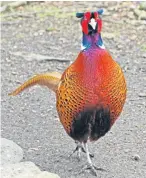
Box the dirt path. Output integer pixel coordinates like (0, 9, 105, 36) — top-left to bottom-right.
(1, 2, 146, 178)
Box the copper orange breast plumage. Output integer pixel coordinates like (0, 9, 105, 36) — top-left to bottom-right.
(56, 46, 127, 137)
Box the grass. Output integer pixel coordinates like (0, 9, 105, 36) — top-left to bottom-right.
(16, 33, 25, 39)
(1, 3, 75, 21)
(46, 27, 57, 32)
(141, 45, 146, 51)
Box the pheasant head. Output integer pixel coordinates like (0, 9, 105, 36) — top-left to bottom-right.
(76, 9, 104, 50)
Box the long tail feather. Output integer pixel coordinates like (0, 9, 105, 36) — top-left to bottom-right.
(9, 72, 61, 96)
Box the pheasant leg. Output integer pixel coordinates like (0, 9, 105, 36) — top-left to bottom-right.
(78, 143, 105, 176)
(69, 141, 94, 160)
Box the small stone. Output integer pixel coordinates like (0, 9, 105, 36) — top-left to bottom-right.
(133, 154, 140, 161)
(68, 168, 72, 172)
(140, 12, 146, 20)
(32, 109, 37, 113)
(124, 149, 130, 153)
(0, 5, 8, 13)
(28, 147, 39, 151)
(54, 117, 60, 121)
(39, 30, 45, 36)
(138, 93, 146, 97)
(134, 9, 146, 20)
(11, 71, 17, 75)
(34, 32, 38, 36)
(117, 45, 123, 50)
(130, 35, 137, 40)
(142, 53, 146, 58)
(127, 11, 134, 19)
(134, 9, 140, 17)
(102, 32, 115, 39)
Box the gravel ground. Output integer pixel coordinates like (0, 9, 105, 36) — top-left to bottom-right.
(1, 2, 146, 178)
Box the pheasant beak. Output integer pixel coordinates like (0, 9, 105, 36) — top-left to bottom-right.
(88, 18, 98, 35)
(89, 18, 97, 30)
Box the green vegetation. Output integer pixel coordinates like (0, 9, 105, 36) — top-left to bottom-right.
(141, 44, 146, 51)
(46, 27, 57, 32)
(1, 3, 75, 21)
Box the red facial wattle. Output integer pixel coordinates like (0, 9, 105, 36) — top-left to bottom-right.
(94, 12, 102, 33)
(81, 12, 91, 35)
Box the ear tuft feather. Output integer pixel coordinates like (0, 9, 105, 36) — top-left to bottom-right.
(76, 9, 104, 18)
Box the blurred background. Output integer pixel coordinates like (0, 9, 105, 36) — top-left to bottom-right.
(1, 1, 146, 178)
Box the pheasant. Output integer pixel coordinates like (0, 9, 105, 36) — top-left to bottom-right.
(9, 9, 127, 176)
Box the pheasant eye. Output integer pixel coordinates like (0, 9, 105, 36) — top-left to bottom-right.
(94, 12, 99, 19)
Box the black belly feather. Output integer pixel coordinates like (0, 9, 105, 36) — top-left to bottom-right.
(70, 106, 111, 142)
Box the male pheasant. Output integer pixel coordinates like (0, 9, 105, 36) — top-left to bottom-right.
(9, 10, 127, 176)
